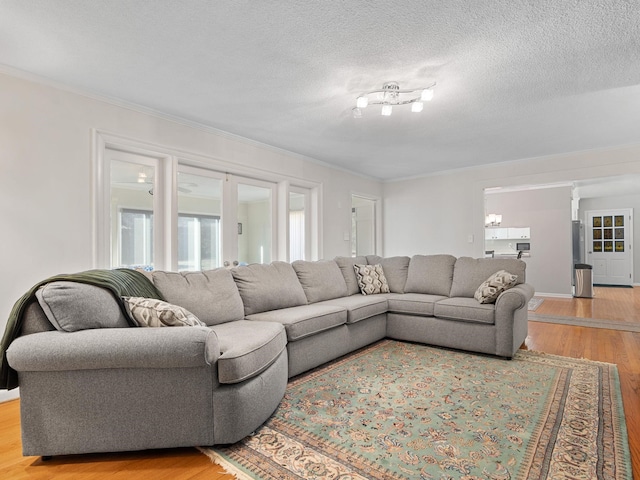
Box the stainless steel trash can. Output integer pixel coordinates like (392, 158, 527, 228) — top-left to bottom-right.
(574, 264, 593, 298)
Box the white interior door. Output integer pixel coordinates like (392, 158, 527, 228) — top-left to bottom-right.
(351, 195, 376, 256)
(586, 209, 633, 286)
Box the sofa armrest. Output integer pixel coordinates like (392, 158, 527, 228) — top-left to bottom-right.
(6, 327, 219, 372)
(495, 283, 535, 313)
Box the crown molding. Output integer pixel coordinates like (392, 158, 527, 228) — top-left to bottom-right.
(0, 63, 380, 183)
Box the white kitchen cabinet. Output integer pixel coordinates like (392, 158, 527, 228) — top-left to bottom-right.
(485, 227, 530, 240)
(485, 228, 509, 240)
(507, 227, 530, 239)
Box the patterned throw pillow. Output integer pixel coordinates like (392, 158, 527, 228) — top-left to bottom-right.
(353, 264, 390, 295)
(122, 297, 205, 327)
(474, 270, 518, 304)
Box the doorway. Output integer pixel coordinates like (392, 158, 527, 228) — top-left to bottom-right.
(585, 209, 633, 286)
(351, 195, 376, 256)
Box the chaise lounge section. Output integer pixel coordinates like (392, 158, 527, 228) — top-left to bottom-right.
(3, 254, 534, 457)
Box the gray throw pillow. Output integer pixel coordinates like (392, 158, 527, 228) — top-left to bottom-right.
(123, 297, 205, 327)
(474, 270, 518, 304)
(35, 281, 131, 332)
(353, 264, 390, 295)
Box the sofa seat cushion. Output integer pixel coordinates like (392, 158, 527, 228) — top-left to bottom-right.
(386, 293, 449, 317)
(246, 305, 347, 341)
(210, 320, 286, 384)
(433, 298, 495, 324)
(317, 295, 388, 324)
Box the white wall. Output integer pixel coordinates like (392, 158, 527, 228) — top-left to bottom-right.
(0, 72, 381, 402)
(485, 187, 573, 295)
(383, 145, 640, 296)
(580, 194, 640, 283)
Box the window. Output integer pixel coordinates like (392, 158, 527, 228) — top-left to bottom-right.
(178, 214, 221, 271)
(177, 168, 223, 270)
(119, 208, 153, 269)
(289, 209, 305, 261)
(109, 151, 158, 270)
(289, 190, 307, 261)
(95, 132, 322, 270)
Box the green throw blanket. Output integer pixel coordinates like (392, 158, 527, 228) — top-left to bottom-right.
(0, 269, 164, 390)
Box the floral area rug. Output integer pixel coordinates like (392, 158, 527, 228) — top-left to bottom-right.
(200, 340, 631, 479)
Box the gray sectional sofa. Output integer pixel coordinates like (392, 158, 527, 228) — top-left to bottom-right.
(5, 254, 534, 457)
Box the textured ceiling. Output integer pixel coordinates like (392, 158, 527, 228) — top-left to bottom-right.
(1, 0, 640, 180)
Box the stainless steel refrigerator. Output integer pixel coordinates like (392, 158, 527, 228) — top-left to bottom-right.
(572, 220, 584, 266)
(571, 220, 584, 287)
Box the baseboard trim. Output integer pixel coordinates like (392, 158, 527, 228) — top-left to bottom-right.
(0, 389, 19, 403)
(534, 292, 573, 299)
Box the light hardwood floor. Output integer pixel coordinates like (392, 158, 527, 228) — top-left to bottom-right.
(0, 288, 638, 480)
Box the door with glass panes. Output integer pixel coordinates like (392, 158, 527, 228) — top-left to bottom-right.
(586, 209, 633, 286)
(176, 167, 276, 270)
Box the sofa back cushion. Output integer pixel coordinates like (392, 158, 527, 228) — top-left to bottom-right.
(151, 269, 245, 325)
(334, 256, 367, 295)
(366, 255, 411, 293)
(292, 260, 348, 303)
(404, 255, 457, 297)
(232, 261, 308, 315)
(35, 282, 131, 332)
(449, 257, 526, 298)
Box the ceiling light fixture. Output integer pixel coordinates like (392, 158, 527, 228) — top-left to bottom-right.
(485, 213, 502, 227)
(352, 81, 436, 118)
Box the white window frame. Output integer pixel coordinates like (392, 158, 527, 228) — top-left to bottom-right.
(92, 130, 323, 269)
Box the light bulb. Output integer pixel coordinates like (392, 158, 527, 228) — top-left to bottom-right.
(356, 96, 368, 108)
(421, 88, 434, 101)
(411, 102, 424, 113)
(381, 104, 392, 116)
(352, 107, 362, 118)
